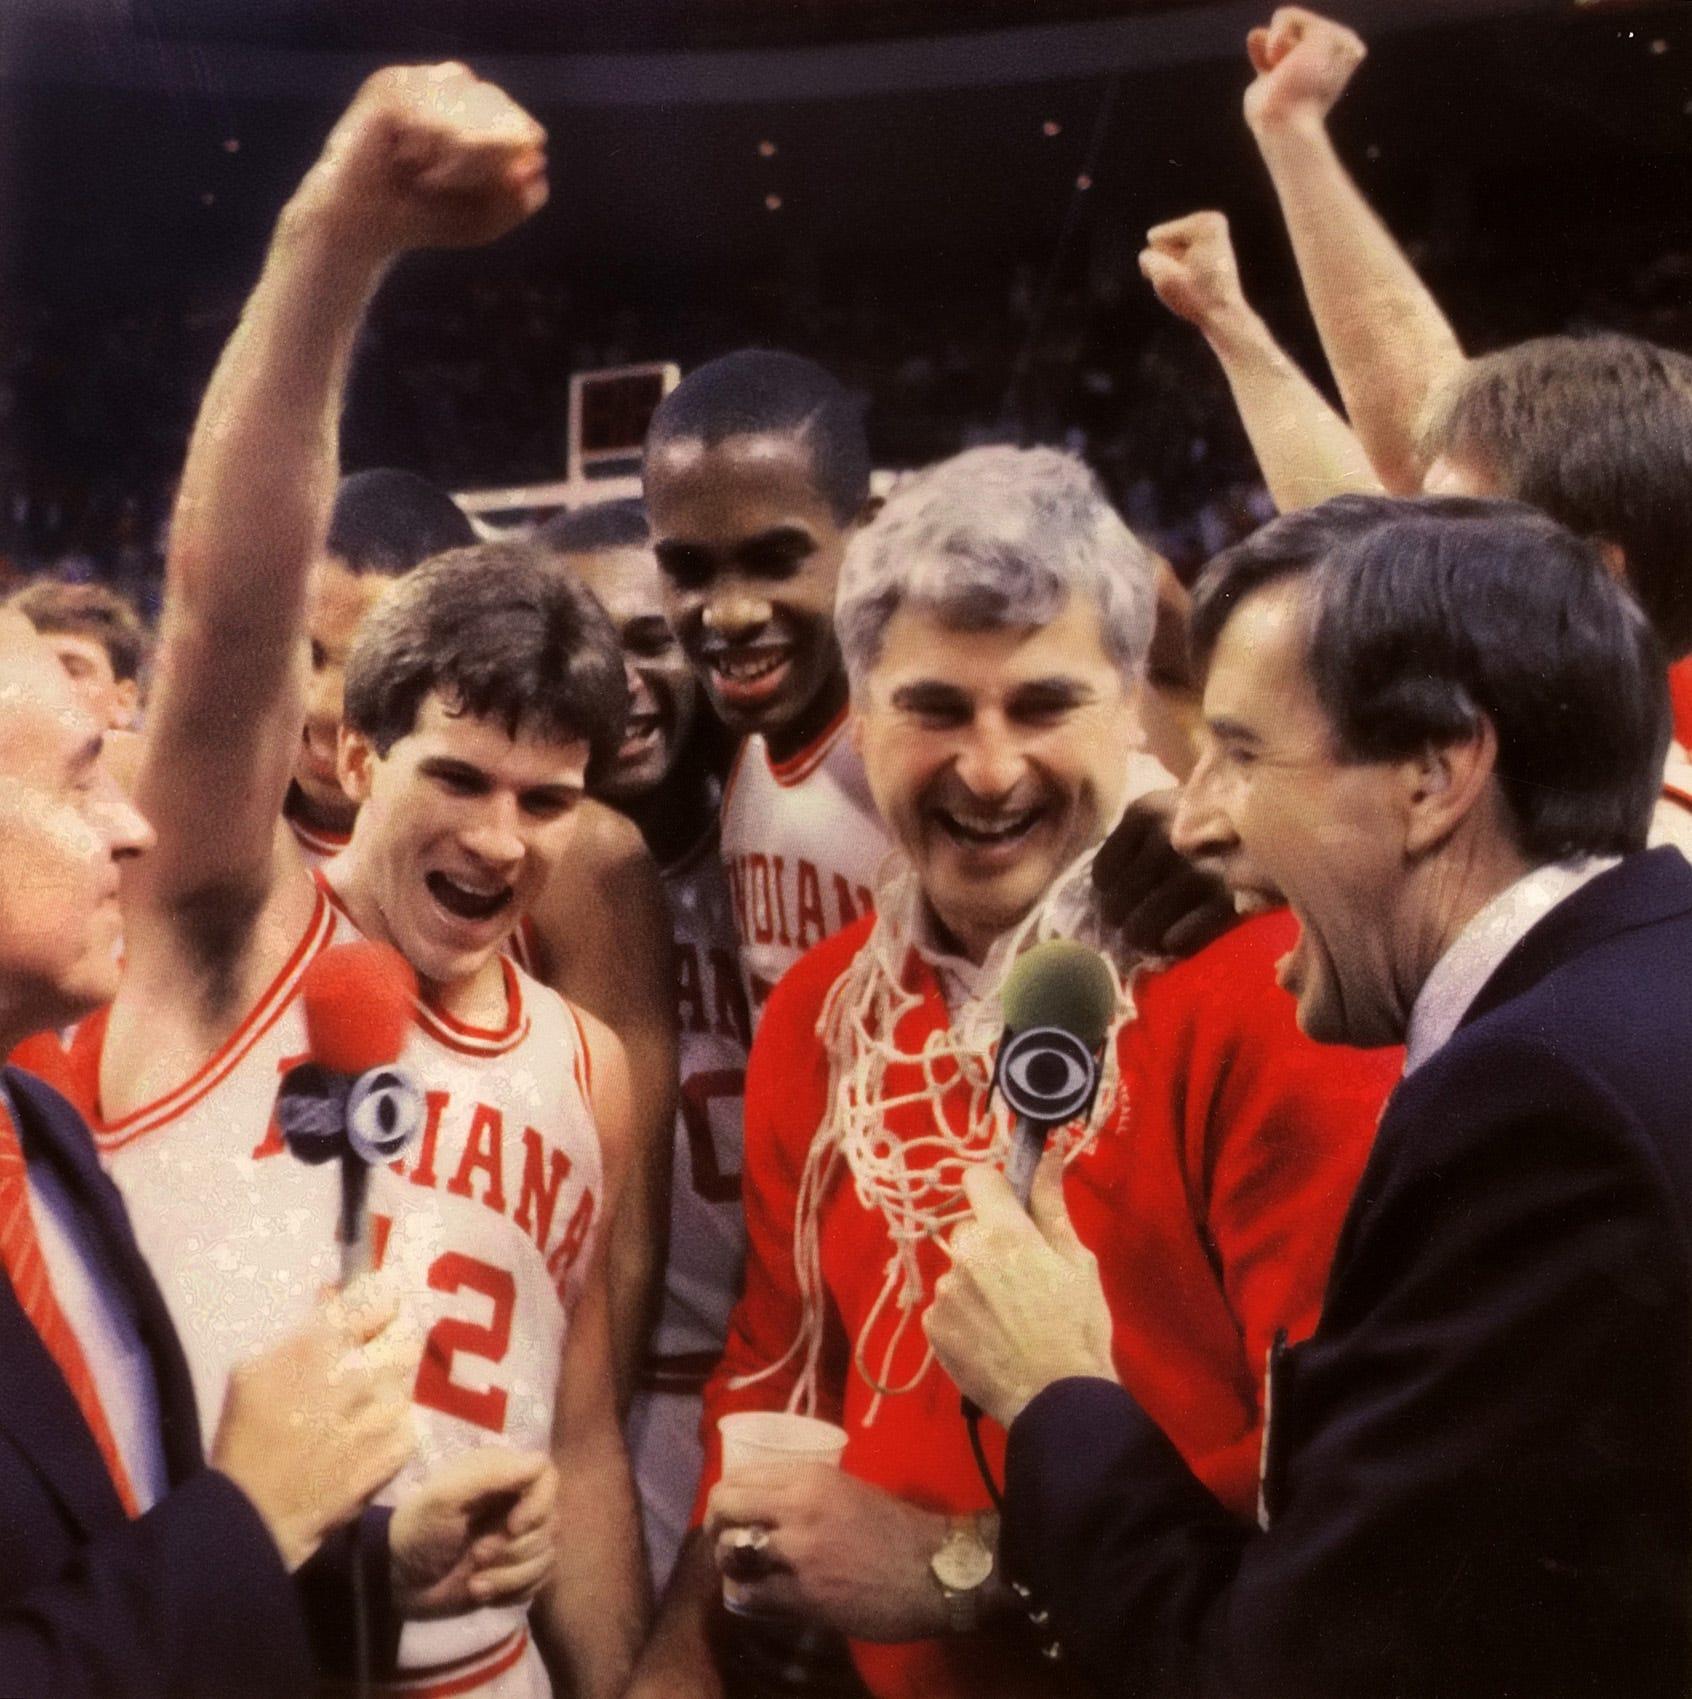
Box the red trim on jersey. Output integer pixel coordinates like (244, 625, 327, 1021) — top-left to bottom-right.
(765, 703, 850, 789)
(1662, 782, 1692, 815)
(314, 872, 533, 1058)
(350, 1629, 529, 1698)
(287, 809, 352, 861)
(638, 1348, 719, 1395)
(507, 913, 543, 977)
(564, 1000, 593, 1100)
(415, 956, 530, 1058)
(89, 885, 338, 1153)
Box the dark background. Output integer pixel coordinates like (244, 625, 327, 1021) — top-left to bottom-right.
(2, 0, 1689, 596)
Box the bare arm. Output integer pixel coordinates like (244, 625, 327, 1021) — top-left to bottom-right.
(1244, 8, 1467, 493)
(131, 64, 549, 936)
(532, 1011, 650, 1697)
(133, 191, 385, 923)
(1140, 211, 1382, 513)
(527, 800, 678, 1412)
(622, 1532, 723, 1699)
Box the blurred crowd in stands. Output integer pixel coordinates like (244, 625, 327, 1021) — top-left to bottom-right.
(5, 229, 1690, 605)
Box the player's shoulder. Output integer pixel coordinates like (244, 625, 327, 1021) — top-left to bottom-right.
(561, 796, 653, 884)
(758, 912, 879, 1048)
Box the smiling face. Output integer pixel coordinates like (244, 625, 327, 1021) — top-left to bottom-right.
(337, 693, 588, 993)
(297, 558, 395, 830)
(855, 595, 1138, 963)
(646, 430, 856, 753)
(567, 541, 702, 803)
(0, 626, 154, 1040)
(1172, 582, 1414, 1047)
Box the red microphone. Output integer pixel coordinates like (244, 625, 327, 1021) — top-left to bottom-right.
(277, 941, 424, 1279)
(302, 940, 418, 1074)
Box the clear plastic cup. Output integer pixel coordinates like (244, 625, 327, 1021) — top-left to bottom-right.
(719, 1410, 849, 1475)
(717, 1412, 849, 1614)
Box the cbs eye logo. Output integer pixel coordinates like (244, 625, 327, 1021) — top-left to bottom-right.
(995, 1026, 1100, 1126)
(346, 1067, 425, 1164)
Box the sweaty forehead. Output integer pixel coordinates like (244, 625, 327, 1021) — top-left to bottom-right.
(566, 545, 666, 623)
(0, 628, 96, 779)
(309, 557, 394, 649)
(869, 594, 1116, 693)
(646, 431, 835, 539)
(406, 693, 589, 782)
(1204, 584, 1322, 728)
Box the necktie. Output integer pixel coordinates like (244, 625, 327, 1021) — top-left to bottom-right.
(0, 1097, 140, 1516)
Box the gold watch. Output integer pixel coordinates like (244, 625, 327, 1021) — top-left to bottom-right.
(930, 1514, 995, 1633)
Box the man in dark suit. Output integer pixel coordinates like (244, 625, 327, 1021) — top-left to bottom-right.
(925, 495, 1690, 1699)
(0, 616, 559, 1695)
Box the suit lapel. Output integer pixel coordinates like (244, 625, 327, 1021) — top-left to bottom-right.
(1459, 849, 1692, 1035)
(0, 1090, 130, 1534)
(4, 1068, 206, 1486)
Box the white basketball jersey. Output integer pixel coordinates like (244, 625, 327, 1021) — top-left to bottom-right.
(626, 825, 750, 1583)
(95, 876, 604, 1697)
(718, 705, 890, 1014)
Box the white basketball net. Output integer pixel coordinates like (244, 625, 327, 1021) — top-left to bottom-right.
(729, 846, 1144, 1425)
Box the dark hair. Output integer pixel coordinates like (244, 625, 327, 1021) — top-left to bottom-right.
(1192, 495, 1670, 861)
(327, 469, 477, 578)
(9, 579, 150, 681)
(1427, 333, 1692, 658)
(537, 497, 650, 555)
(343, 542, 628, 773)
(644, 349, 872, 524)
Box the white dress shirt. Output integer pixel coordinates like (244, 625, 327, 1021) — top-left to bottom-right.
(1402, 857, 1620, 1078)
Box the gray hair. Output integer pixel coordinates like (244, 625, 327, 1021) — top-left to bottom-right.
(835, 446, 1158, 689)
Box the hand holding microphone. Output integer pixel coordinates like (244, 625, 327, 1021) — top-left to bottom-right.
(993, 939, 1116, 1206)
(932, 941, 1121, 1430)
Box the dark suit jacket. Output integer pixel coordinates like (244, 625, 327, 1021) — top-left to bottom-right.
(0, 1066, 395, 1699)
(1001, 848, 1692, 1699)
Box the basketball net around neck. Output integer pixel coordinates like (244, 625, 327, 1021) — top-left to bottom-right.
(729, 845, 1144, 1425)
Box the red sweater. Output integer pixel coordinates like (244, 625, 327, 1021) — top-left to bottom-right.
(697, 909, 1401, 1699)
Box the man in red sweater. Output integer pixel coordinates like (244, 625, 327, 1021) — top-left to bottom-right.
(627, 446, 1399, 1699)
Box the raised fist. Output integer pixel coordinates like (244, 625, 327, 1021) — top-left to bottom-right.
(1139, 211, 1247, 334)
(1243, 8, 1367, 134)
(296, 62, 548, 256)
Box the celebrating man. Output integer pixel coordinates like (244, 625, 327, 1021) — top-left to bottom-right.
(629, 447, 1397, 1699)
(70, 63, 646, 1699)
(929, 494, 1690, 1699)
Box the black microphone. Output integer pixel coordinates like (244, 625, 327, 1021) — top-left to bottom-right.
(959, 939, 1119, 1483)
(993, 939, 1117, 1207)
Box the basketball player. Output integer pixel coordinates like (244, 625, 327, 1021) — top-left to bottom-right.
(643, 350, 887, 1015)
(627, 448, 1400, 1699)
(291, 471, 678, 1408)
(644, 353, 1202, 1018)
(542, 499, 750, 1589)
(81, 66, 644, 1699)
(1213, 7, 1692, 832)
(288, 468, 477, 864)
(1138, 153, 1692, 860)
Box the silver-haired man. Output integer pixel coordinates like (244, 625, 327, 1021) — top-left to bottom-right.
(627, 447, 1397, 1699)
